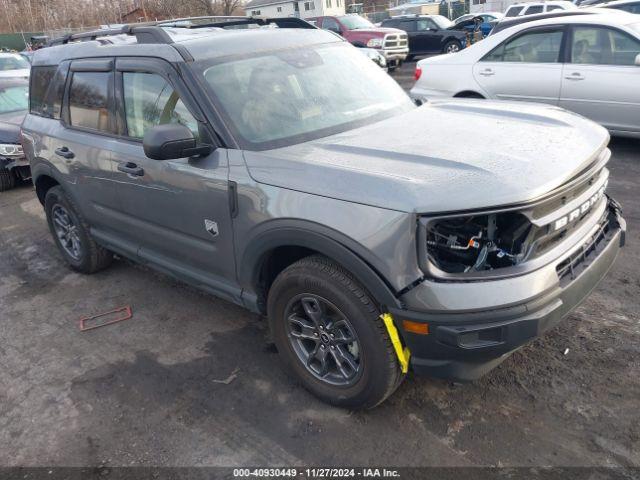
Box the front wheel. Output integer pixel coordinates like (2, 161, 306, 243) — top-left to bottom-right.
(267, 255, 404, 409)
(443, 40, 462, 54)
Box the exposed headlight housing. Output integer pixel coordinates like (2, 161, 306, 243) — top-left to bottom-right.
(422, 212, 532, 275)
(0, 143, 24, 157)
(366, 38, 383, 48)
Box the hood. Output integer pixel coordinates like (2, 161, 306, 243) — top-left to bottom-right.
(349, 27, 404, 36)
(243, 100, 609, 214)
(0, 111, 25, 143)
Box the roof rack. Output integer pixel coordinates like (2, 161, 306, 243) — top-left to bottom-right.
(160, 16, 317, 30)
(48, 25, 174, 47)
(46, 16, 316, 48)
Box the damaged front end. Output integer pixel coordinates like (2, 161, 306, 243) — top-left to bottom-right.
(418, 163, 611, 281)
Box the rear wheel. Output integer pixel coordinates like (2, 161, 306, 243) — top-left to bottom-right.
(0, 167, 15, 191)
(267, 255, 404, 409)
(45, 186, 113, 273)
(443, 40, 462, 54)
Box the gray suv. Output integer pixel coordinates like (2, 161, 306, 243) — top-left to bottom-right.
(22, 18, 626, 408)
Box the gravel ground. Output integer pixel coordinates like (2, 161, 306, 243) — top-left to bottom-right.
(0, 61, 638, 469)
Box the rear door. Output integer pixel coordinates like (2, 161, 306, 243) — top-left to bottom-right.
(473, 26, 566, 104)
(106, 58, 238, 301)
(560, 25, 640, 133)
(55, 59, 123, 230)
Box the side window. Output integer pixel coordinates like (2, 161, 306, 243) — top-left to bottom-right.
(30, 66, 67, 119)
(525, 5, 544, 14)
(68, 72, 113, 133)
(416, 19, 438, 31)
(323, 18, 341, 32)
(547, 5, 563, 11)
(122, 72, 198, 140)
(482, 29, 564, 63)
(505, 6, 524, 17)
(571, 26, 640, 66)
(399, 20, 416, 32)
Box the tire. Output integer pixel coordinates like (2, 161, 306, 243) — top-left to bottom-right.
(45, 186, 113, 273)
(0, 167, 15, 191)
(443, 40, 462, 54)
(455, 92, 485, 99)
(267, 255, 404, 409)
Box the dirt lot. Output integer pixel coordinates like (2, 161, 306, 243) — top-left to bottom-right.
(1, 61, 639, 470)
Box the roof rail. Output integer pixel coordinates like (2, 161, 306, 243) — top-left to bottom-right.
(160, 16, 317, 30)
(48, 25, 174, 47)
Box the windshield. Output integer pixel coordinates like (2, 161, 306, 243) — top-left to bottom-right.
(197, 43, 413, 150)
(339, 15, 375, 30)
(0, 54, 29, 71)
(432, 15, 454, 29)
(0, 85, 28, 114)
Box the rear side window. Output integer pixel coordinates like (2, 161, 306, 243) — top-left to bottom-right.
(505, 6, 524, 16)
(525, 5, 544, 14)
(483, 29, 564, 62)
(571, 26, 640, 65)
(30, 66, 67, 119)
(68, 72, 113, 133)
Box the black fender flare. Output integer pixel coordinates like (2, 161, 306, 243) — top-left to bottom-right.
(239, 220, 403, 311)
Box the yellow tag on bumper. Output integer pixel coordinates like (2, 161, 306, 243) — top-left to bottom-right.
(381, 313, 410, 374)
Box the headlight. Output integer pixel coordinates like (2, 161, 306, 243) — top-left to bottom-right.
(0, 143, 23, 157)
(366, 38, 383, 48)
(421, 212, 533, 274)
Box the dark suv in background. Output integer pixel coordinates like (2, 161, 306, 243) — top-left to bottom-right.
(381, 15, 467, 58)
(22, 18, 625, 409)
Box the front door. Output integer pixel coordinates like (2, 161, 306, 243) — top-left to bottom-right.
(560, 25, 640, 133)
(107, 58, 238, 301)
(473, 26, 565, 104)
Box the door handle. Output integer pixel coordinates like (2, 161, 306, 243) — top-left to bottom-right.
(479, 68, 494, 76)
(565, 72, 585, 81)
(54, 146, 75, 159)
(117, 162, 144, 176)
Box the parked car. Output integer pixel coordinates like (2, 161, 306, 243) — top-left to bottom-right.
(0, 53, 30, 79)
(0, 78, 29, 191)
(598, 0, 640, 13)
(23, 18, 625, 408)
(489, 7, 629, 36)
(313, 14, 409, 70)
(505, 0, 577, 16)
(381, 15, 468, 57)
(411, 14, 640, 137)
(452, 12, 504, 37)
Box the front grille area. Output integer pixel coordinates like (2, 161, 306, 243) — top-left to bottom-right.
(384, 33, 408, 49)
(556, 210, 611, 286)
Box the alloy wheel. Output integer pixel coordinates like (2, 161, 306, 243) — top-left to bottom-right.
(285, 294, 362, 386)
(52, 204, 82, 260)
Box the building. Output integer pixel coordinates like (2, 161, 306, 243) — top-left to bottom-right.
(120, 6, 169, 23)
(387, 0, 440, 17)
(470, 0, 535, 14)
(244, 0, 345, 19)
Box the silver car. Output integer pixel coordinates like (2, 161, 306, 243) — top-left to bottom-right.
(410, 14, 640, 137)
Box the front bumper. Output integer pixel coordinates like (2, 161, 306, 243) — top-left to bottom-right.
(0, 155, 29, 170)
(381, 49, 409, 64)
(389, 202, 626, 381)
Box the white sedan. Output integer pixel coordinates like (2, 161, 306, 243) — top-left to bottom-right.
(410, 14, 640, 137)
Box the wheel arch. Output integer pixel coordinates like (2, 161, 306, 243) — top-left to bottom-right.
(33, 168, 60, 205)
(453, 90, 485, 98)
(239, 221, 403, 314)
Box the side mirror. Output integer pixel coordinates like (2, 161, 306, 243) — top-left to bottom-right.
(143, 124, 212, 160)
(636, 53, 640, 66)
